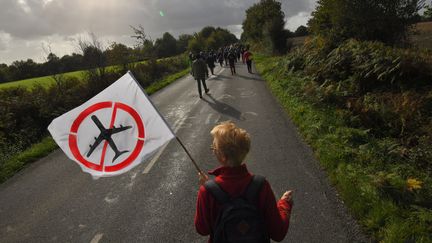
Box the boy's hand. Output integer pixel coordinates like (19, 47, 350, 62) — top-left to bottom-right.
(198, 172, 209, 186)
(281, 190, 294, 204)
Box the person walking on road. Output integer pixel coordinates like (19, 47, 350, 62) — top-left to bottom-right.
(217, 49, 224, 67)
(195, 121, 294, 243)
(243, 49, 253, 73)
(206, 51, 216, 75)
(188, 51, 195, 74)
(223, 47, 229, 67)
(192, 53, 210, 99)
(227, 50, 237, 75)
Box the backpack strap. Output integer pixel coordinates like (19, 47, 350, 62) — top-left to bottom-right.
(204, 180, 230, 204)
(243, 175, 266, 204)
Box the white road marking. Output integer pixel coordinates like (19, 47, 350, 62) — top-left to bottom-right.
(205, 113, 213, 125)
(199, 106, 206, 114)
(218, 94, 235, 100)
(194, 98, 200, 105)
(214, 114, 222, 123)
(142, 144, 168, 174)
(6, 225, 13, 232)
(126, 171, 138, 189)
(90, 233, 103, 243)
(104, 195, 119, 204)
(207, 67, 225, 81)
(142, 113, 188, 174)
(243, 111, 258, 117)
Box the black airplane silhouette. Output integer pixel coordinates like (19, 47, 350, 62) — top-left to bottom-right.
(86, 115, 132, 162)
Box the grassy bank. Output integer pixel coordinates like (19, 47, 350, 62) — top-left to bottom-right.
(254, 54, 432, 242)
(0, 67, 190, 183)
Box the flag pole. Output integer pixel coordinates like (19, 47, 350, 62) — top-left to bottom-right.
(127, 70, 204, 175)
(176, 137, 203, 174)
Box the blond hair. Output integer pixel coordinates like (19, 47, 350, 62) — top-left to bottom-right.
(210, 121, 251, 166)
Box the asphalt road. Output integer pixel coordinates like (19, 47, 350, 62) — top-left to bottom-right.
(0, 62, 368, 243)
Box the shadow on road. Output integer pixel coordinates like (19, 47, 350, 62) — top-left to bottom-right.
(236, 74, 264, 82)
(210, 74, 232, 81)
(202, 94, 244, 121)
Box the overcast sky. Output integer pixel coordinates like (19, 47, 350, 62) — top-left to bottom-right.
(0, 0, 317, 65)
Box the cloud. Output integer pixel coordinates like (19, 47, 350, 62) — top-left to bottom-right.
(0, 31, 12, 51)
(285, 12, 312, 32)
(0, 0, 318, 64)
(17, 0, 32, 13)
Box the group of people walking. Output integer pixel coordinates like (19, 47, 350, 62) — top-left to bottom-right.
(190, 44, 253, 99)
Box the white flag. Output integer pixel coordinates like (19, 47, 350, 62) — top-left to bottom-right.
(48, 71, 175, 177)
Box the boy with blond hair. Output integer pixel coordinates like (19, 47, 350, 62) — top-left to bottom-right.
(195, 121, 293, 243)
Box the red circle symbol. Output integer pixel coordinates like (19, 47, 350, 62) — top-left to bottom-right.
(68, 102, 145, 172)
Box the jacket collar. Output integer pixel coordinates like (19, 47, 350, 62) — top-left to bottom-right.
(208, 163, 249, 177)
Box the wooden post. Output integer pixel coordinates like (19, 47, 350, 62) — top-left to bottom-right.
(176, 136, 203, 174)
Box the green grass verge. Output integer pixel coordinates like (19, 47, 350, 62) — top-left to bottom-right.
(254, 54, 432, 243)
(146, 68, 191, 95)
(0, 67, 190, 184)
(0, 137, 57, 183)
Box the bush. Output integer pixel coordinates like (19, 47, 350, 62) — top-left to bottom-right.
(287, 38, 432, 95)
(285, 38, 432, 144)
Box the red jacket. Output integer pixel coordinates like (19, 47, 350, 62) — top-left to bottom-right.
(243, 51, 252, 62)
(194, 164, 292, 242)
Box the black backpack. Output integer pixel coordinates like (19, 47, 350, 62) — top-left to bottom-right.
(204, 175, 270, 243)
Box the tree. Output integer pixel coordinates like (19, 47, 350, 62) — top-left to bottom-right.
(200, 26, 216, 39)
(308, 0, 425, 46)
(41, 43, 59, 71)
(262, 13, 290, 53)
(242, 0, 289, 53)
(0, 64, 8, 83)
(187, 27, 238, 54)
(176, 34, 193, 53)
(38, 52, 61, 76)
(105, 42, 131, 71)
(188, 34, 206, 54)
(130, 25, 149, 48)
(9, 59, 39, 80)
(424, 5, 432, 20)
(130, 25, 155, 59)
(215, 27, 238, 46)
(206, 32, 222, 50)
(294, 25, 308, 37)
(154, 32, 177, 58)
(59, 53, 83, 72)
(78, 33, 107, 79)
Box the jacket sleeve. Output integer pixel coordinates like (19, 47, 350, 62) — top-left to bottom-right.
(259, 181, 293, 242)
(194, 185, 211, 236)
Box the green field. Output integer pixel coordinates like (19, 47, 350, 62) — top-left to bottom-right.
(0, 60, 148, 89)
(0, 70, 86, 89)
